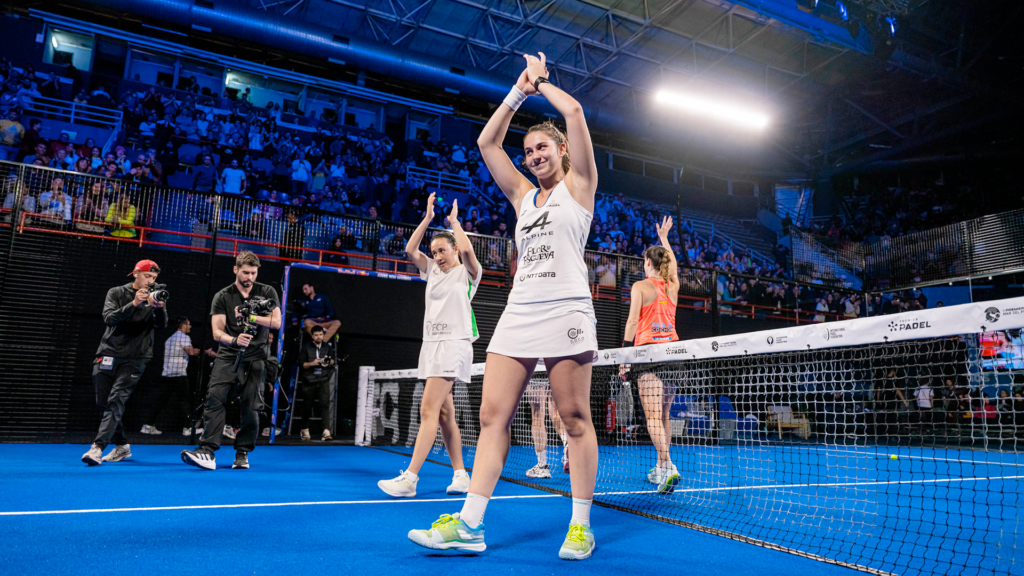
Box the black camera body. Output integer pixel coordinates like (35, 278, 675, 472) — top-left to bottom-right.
(146, 282, 169, 303)
(232, 296, 275, 373)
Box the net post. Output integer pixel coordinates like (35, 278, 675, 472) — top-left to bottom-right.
(355, 365, 374, 446)
(711, 269, 721, 336)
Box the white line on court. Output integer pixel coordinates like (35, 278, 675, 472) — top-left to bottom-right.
(592, 475, 1024, 496)
(0, 493, 561, 517)
(818, 448, 1024, 467)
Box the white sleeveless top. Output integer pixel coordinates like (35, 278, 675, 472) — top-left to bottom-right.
(420, 259, 483, 342)
(510, 180, 593, 305)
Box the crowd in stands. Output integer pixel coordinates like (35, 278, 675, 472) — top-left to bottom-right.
(0, 58, 968, 321)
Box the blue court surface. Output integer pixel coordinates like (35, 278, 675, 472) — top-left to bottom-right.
(0, 444, 874, 576)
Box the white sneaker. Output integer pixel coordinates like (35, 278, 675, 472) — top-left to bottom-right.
(647, 464, 679, 485)
(446, 469, 470, 494)
(81, 443, 103, 466)
(300, 428, 311, 441)
(322, 429, 332, 441)
(223, 426, 236, 440)
(526, 463, 552, 478)
(378, 470, 418, 497)
(181, 449, 216, 471)
(183, 427, 194, 436)
(141, 425, 163, 435)
(262, 427, 283, 437)
(102, 444, 132, 462)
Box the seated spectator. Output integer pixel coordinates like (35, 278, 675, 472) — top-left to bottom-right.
(300, 284, 341, 340)
(72, 89, 89, 104)
(105, 194, 138, 238)
(39, 181, 72, 225)
(0, 108, 24, 161)
(88, 85, 114, 108)
(49, 148, 73, 171)
(75, 181, 110, 232)
(18, 117, 43, 159)
(2, 174, 35, 220)
(23, 142, 49, 166)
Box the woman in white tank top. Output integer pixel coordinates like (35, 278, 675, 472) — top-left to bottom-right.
(407, 53, 600, 560)
(378, 193, 481, 500)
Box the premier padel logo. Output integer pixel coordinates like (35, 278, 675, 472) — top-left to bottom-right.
(665, 346, 687, 355)
(888, 319, 932, 332)
(985, 307, 1001, 323)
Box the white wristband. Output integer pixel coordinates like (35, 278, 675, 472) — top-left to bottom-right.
(503, 86, 527, 111)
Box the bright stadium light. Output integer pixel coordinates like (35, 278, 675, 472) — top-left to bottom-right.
(837, 1, 849, 21)
(654, 90, 770, 130)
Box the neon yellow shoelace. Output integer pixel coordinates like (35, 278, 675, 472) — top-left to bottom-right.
(566, 524, 588, 543)
(431, 514, 459, 530)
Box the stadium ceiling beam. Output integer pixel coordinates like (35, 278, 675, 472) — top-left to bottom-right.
(840, 97, 904, 139)
(324, 0, 634, 87)
(821, 94, 974, 158)
(563, 0, 696, 94)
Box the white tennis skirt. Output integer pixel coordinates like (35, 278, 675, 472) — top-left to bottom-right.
(418, 339, 474, 382)
(487, 298, 598, 359)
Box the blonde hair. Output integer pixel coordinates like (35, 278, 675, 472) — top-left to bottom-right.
(644, 245, 673, 282)
(524, 120, 571, 175)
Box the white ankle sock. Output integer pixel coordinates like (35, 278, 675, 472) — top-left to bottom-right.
(460, 493, 489, 528)
(571, 498, 592, 528)
(536, 449, 547, 466)
(404, 470, 419, 482)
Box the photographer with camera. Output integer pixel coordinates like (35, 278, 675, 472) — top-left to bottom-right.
(297, 325, 337, 441)
(181, 252, 280, 471)
(81, 260, 168, 466)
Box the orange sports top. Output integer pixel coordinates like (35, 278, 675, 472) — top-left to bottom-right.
(636, 278, 678, 346)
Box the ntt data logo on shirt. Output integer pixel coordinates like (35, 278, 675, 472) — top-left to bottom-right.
(888, 318, 932, 332)
(425, 322, 450, 336)
(518, 271, 557, 282)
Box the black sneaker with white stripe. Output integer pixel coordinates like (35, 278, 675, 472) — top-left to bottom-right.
(181, 449, 216, 470)
(232, 451, 249, 469)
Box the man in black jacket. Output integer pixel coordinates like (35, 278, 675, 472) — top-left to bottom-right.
(181, 251, 280, 471)
(297, 325, 337, 442)
(82, 259, 168, 466)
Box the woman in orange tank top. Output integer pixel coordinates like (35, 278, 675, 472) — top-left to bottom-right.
(621, 216, 681, 493)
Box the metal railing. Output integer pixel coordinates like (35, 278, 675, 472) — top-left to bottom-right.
(0, 161, 863, 334)
(406, 166, 473, 193)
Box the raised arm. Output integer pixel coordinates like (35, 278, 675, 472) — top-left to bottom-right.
(525, 52, 597, 210)
(656, 216, 678, 286)
(476, 70, 537, 213)
(405, 192, 435, 274)
(448, 199, 481, 280)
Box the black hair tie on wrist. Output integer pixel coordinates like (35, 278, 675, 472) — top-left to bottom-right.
(622, 340, 633, 348)
(533, 77, 551, 92)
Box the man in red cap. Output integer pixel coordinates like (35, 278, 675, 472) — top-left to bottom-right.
(81, 259, 168, 466)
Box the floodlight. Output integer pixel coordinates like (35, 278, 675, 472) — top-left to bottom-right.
(837, 1, 849, 22)
(884, 15, 898, 37)
(654, 90, 770, 130)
